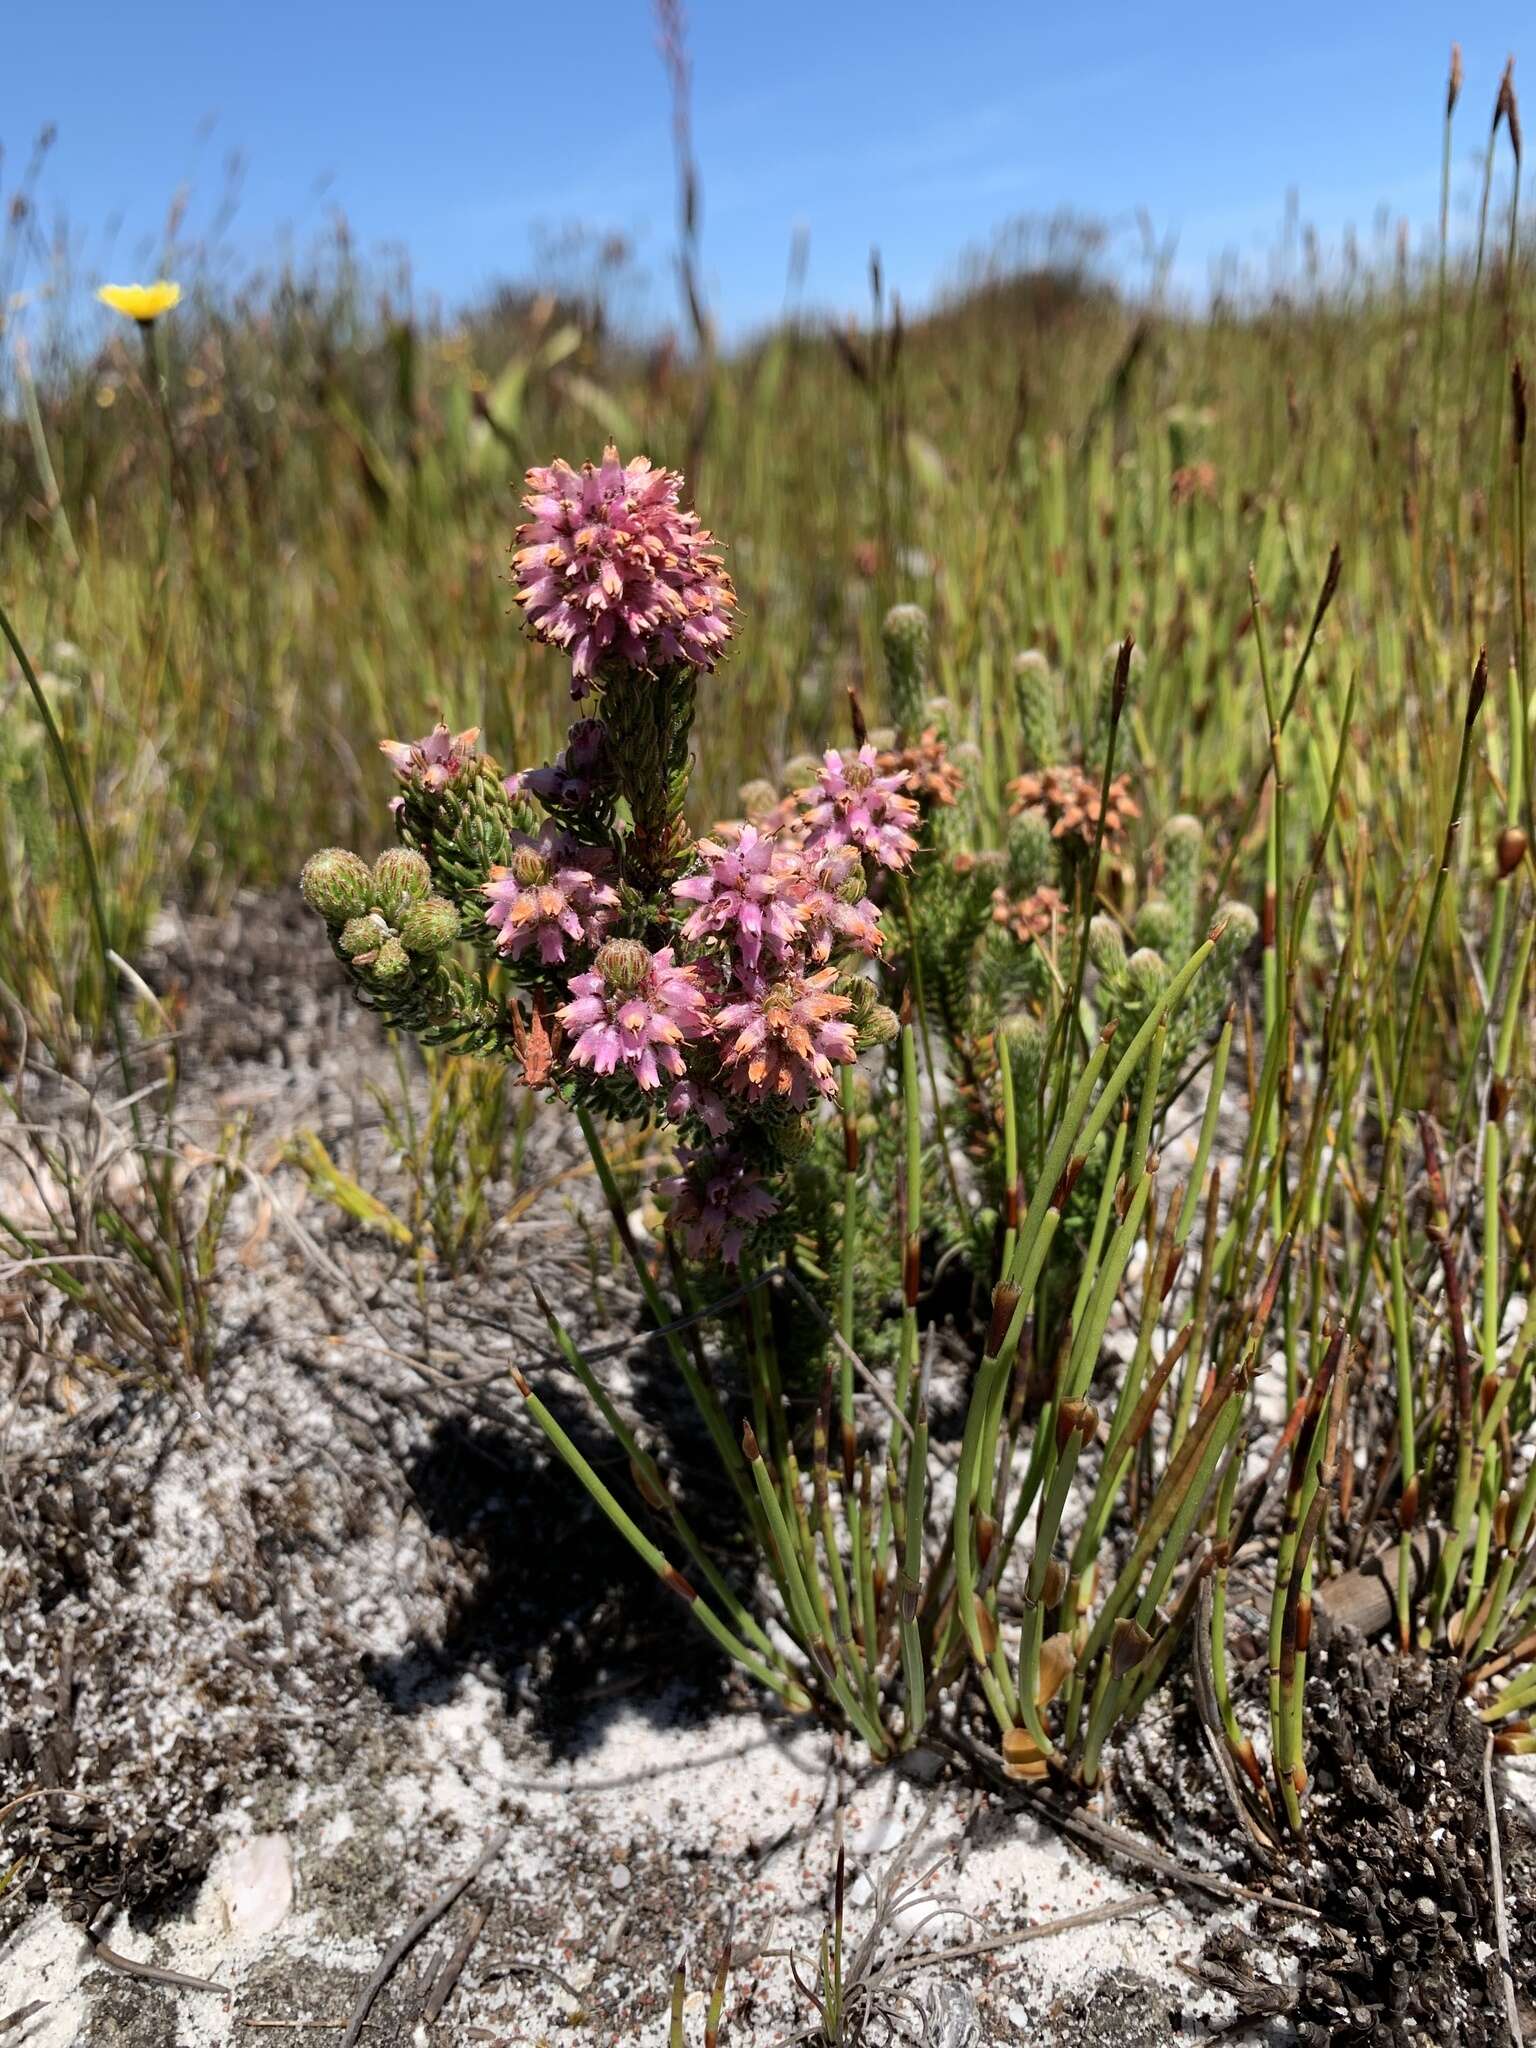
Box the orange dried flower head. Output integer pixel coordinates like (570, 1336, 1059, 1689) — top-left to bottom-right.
(875, 727, 964, 809)
(991, 884, 1066, 946)
(1006, 764, 1139, 853)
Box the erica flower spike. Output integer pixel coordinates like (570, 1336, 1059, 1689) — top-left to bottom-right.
(512, 447, 736, 693)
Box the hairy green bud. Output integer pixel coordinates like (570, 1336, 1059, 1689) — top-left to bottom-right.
(738, 778, 780, 821)
(1012, 649, 1061, 769)
(1211, 899, 1260, 979)
(1087, 914, 1127, 978)
(1161, 814, 1204, 960)
(1122, 946, 1171, 1003)
(1006, 806, 1055, 895)
(882, 603, 931, 737)
(372, 846, 432, 919)
(858, 1002, 901, 1048)
(777, 1116, 817, 1159)
(1000, 1010, 1048, 1090)
(370, 936, 412, 984)
(1132, 897, 1179, 956)
(398, 896, 460, 954)
(300, 847, 373, 924)
(594, 938, 651, 990)
(339, 912, 390, 961)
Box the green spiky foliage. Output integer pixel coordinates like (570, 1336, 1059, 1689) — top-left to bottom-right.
(858, 610, 1258, 1350)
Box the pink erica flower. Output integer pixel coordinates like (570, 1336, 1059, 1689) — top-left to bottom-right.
(796, 846, 884, 962)
(672, 823, 806, 970)
(379, 722, 480, 790)
(512, 447, 735, 694)
(560, 940, 712, 1092)
(798, 745, 919, 871)
(717, 964, 857, 1109)
(483, 826, 618, 965)
(659, 1146, 779, 1265)
(517, 718, 612, 810)
(665, 1075, 732, 1138)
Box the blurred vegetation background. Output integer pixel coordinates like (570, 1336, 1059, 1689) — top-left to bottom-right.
(0, 67, 1524, 1063)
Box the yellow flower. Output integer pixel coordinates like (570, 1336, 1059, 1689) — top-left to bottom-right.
(95, 280, 181, 326)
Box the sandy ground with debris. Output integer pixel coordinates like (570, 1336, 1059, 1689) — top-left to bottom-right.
(1, 894, 1530, 2044)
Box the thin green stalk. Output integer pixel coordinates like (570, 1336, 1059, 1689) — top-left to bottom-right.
(1347, 654, 1488, 1339)
(510, 1365, 807, 1708)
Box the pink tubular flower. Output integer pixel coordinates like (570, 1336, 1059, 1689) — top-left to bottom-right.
(659, 1146, 779, 1265)
(672, 823, 806, 970)
(717, 964, 858, 1109)
(797, 846, 884, 962)
(483, 826, 618, 965)
(512, 447, 736, 694)
(665, 1075, 731, 1138)
(379, 722, 480, 790)
(517, 718, 611, 810)
(798, 745, 919, 871)
(560, 940, 712, 1092)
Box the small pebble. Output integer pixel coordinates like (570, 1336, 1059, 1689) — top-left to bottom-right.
(610, 1863, 631, 1892)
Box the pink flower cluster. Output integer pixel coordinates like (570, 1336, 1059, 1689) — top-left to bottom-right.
(483, 823, 619, 965)
(796, 746, 920, 871)
(512, 448, 736, 694)
(561, 940, 713, 1093)
(527, 778, 915, 1258)
(508, 718, 611, 812)
(380, 722, 481, 810)
(658, 1146, 779, 1264)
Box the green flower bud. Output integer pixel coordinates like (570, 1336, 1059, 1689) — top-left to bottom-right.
(1211, 899, 1260, 979)
(339, 913, 390, 961)
(777, 1117, 817, 1159)
(882, 603, 931, 736)
(371, 846, 432, 919)
(1006, 807, 1054, 895)
(1132, 897, 1179, 956)
(738, 778, 780, 821)
(300, 847, 373, 924)
(1161, 814, 1204, 959)
(1123, 946, 1170, 1003)
(1012, 649, 1061, 769)
(1000, 1010, 1048, 1098)
(398, 896, 460, 954)
(509, 844, 550, 886)
(858, 1002, 901, 1048)
(594, 938, 651, 990)
(1087, 914, 1126, 977)
(369, 936, 412, 984)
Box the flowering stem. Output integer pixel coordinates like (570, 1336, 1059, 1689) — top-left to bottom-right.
(576, 1108, 757, 1524)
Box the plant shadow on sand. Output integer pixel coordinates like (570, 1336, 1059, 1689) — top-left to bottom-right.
(362, 1337, 758, 1753)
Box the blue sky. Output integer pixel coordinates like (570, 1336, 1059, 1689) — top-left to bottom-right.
(4, 4, 1531, 338)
